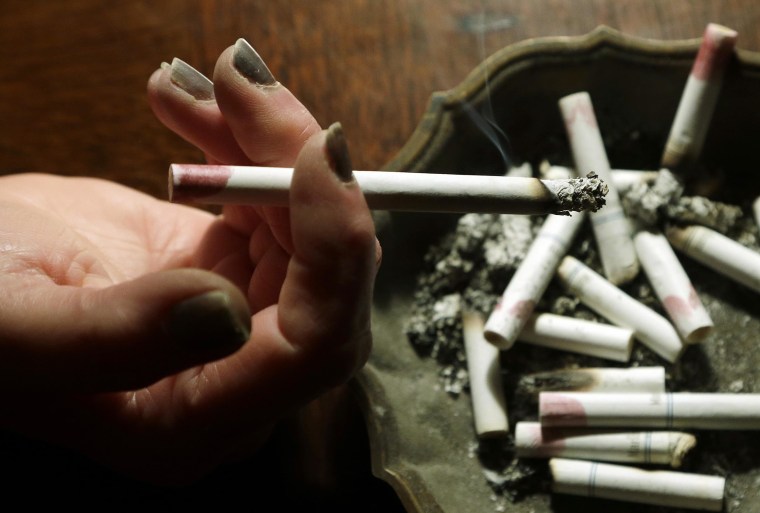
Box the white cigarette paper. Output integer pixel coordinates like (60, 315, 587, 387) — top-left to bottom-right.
(517, 313, 633, 362)
(666, 224, 760, 294)
(462, 311, 509, 437)
(662, 23, 738, 172)
(556, 256, 684, 362)
(516, 422, 696, 467)
(550, 458, 725, 511)
(634, 229, 713, 342)
(559, 92, 639, 285)
(754, 196, 760, 232)
(484, 212, 585, 349)
(524, 367, 666, 394)
(540, 392, 760, 429)
(169, 164, 607, 215)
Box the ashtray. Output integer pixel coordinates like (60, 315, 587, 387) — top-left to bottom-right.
(355, 26, 760, 513)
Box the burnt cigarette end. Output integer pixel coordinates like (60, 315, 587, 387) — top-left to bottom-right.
(548, 172, 608, 214)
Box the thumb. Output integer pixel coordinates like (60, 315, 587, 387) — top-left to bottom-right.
(0, 268, 251, 394)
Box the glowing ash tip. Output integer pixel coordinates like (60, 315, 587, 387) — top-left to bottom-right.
(546, 172, 608, 215)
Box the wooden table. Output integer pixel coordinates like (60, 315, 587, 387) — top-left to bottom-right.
(1, 0, 758, 508)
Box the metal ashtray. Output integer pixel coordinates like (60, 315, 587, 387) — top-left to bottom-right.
(353, 26, 760, 513)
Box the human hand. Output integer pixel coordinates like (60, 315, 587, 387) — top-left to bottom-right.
(0, 39, 378, 483)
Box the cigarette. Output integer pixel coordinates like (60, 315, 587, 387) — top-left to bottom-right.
(541, 163, 659, 194)
(754, 196, 760, 231)
(517, 313, 634, 362)
(559, 92, 639, 285)
(539, 392, 760, 430)
(515, 422, 696, 467)
(521, 367, 666, 394)
(661, 23, 738, 173)
(462, 311, 509, 437)
(549, 458, 725, 511)
(634, 229, 714, 342)
(168, 164, 607, 215)
(666, 224, 760, 294)
(556, 256, 684, 362)
(483, 211, 586, 349)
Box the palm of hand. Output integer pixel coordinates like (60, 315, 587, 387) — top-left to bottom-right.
(0, 174, 297, 481)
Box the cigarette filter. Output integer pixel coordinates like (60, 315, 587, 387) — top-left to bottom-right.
(522, 367, 666, 394)
(550, 458, 725, 511)
(634, 229, 713, 342)
(661, 23, 738, 173)
(559, 92, 639, 285)
(540, 392, 760, 430)
(666, 224, 760, 294)
(169, 164, 607, 215)
(484, 212, 585, 349)
(462, 311, 509, 437)
(754, 196, 760, 232)
(517, 313, 633, 362)
(516, 422, 696, 467)
(556, 256, 684, 362)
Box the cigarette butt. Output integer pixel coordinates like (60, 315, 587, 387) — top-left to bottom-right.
(521, 367, 666, 394)
(559, 92, 639, 285)
(662, 23, 738, 173)
(168, 164, 607, 215)
(634, 229, 714, 342)
(462, 311, 509, 437)
(539, 392, 760, 430)
(516, 422, 696, 467)
(549, 458, 725, 511)
(517, 313, 634, 362)
(484, 212, 586, 349)
(666, 224, 760, 294)
(754, 196, 760, 232)
(556, 256, 684, 362)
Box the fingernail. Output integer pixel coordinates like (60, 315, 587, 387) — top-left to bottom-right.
(325, 122, 354, 182)
(233, 38, 277, 86)
(169, 58, 215, 101)
(167, 291, 250, 351)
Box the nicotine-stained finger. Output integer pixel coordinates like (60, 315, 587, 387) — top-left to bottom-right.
(211, 39, 321, 168)
(147, 60, 250, 165)
(278, 124, 377, 382)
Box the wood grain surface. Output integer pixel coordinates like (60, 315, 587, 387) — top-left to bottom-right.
(2, 0, 759, 199)
(1, 1, 758, 508)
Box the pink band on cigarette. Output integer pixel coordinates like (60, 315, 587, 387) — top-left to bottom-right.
(539, 393, 588, 427)
(692, 24, 738, 81)
(508, 299, 536, 320)
(169, 164, 233, 202)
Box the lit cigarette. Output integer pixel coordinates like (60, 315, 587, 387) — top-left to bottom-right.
(666, 224, 760, 294)
(549, 458, 725, 511)
(517, 313, 634, 362)
(634, 229, 713, 342)
(521, 367, 666, 394)
(539, 392, 760, 429)
(515, 422, 696, 467)
(559, 92, 639, 284)
(556, 256, 684, 362)
(541, 163, 659, 194)
(462, 311, 509, 437)
(662, 23, 738, 173)
(483, 211, 586, 349)
(168, 164, 607, 215)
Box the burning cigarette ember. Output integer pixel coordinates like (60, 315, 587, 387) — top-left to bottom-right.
(169, 164, 607, 215)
